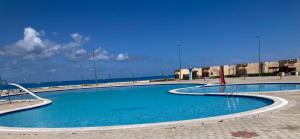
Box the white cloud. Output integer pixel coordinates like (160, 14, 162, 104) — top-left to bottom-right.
(63, 33, 89, 49)
(116, 53, 130, 61)
(71, 33, 90, 43)
(62, 33, 90, 61)
(0, 27, 132, 62)
(90, 47, 111, 60)
(0, 27, 60, 60)
(65, 48, 87, 61)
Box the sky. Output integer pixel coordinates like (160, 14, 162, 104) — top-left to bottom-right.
(0, 0, 299, 83)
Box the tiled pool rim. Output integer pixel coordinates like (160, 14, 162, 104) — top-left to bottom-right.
(173, 82, 300, 94)
(0, 83, 289, 132)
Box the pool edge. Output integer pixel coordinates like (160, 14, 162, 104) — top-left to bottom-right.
(0, 84, 288, 132)
(0, 99, 52, 115)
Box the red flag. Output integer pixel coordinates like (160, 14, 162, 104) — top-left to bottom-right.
(219, 66, 226, 85)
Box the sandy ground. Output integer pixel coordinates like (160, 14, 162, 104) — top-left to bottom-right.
(2, 76, 299, 95)
(1, 76, 300, 139)
(0, 100, 42, 112)
(29, 76, 300, 93)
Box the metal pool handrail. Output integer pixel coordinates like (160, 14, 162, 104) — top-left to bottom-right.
(7, 83, 45, 100)
(226, 85, 238, 95)
(0, 80, 11, 102)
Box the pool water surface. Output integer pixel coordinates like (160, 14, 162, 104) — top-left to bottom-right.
(0, 84, 273, 128)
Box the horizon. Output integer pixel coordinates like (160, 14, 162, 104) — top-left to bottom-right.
(21, 74, 175, 84)
(0, 0, 299, 82)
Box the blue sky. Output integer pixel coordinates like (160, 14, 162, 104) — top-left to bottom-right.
(0, 0, 299, 82)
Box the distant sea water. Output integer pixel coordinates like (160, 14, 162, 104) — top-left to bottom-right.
(1, 75, 174, 90)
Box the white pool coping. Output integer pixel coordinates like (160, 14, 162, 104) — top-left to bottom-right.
(0, 83, 291, 132)
(0, 99, 52, 115)
(174, 82, 300, 94)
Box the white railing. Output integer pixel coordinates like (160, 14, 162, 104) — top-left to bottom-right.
(7, 83, 45, 100)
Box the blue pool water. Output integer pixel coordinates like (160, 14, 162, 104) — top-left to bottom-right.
(0, 84, 273, 128)
(176, 83, 300, 94)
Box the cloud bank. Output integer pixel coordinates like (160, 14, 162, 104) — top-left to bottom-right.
(0, 27, 60, 60)
(63, 33, 89, 61)
(90, 47, 111, 61)
(0, 27, 131, 62)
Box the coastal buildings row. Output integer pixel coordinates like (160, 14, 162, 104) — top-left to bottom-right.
(175, 59, 300, 79)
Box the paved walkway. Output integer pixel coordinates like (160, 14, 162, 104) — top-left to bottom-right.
(0, 100, 41, 112)
(1, 76, 300, 139)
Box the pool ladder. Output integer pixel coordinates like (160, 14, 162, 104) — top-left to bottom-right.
(0, 80, 12, 103)
(226, 85, 238, 96)
(1, 81, 46, 103)
(225, 85, 240, 111)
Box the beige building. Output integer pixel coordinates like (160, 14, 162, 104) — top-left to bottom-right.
(296, 59, 300, 76)
(263, 61, 280, 73)
(174, 68, 190, 79)
(272, 59, 299, 76)
(224, 65, 236, 76)
(281, 59, 300, 75)
(236, 64, 247, 76)
(245, 63, 260, 75)
(202, 67, 210, 77)
(290, 59, 300, 72)
(192, 68, 202, 79)
(174, 58, 300, 79)
(209, 66, 220, 77)
(296, 59, 300, 74)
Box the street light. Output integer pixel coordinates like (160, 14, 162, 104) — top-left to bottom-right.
(256, 36, 261, 77)
(108, 73, 112, 87)
(178, 44, 182, 80)
(92, 48, 98, 85)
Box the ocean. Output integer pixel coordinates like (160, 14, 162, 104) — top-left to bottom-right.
(0, 75, 174, 90)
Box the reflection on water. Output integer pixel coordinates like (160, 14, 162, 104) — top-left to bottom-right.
(226, 96, 240, 111)
(178, 83, 300, 94)
(219, 86, 225, 93)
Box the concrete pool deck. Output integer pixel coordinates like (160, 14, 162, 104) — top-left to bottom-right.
(0, 100, 42, 113)
(1, 76, 300, 138)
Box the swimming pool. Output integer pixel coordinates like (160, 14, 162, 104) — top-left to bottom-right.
(175, 83, 300, 94)
(0, 84, 273, 128)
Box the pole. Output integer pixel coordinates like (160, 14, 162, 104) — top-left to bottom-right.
(81, 75, 84, 86)
(80, 64, 84, 86)
(0, 73, 2, 87)
(131, 73, 135, 84)
(256, 36, 261, 77)
(178, 44, 182, 80)
(109, 73, 112, 87)
(0, 73, 2, 93)
(92, 48, 98, 85)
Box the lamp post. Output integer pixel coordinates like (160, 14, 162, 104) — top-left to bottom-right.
(108, 73, 112, 87)
(131, 73, 135, 84)
(178, 44, 182, 80)
(256, 36, 261, 77)
(81, 75, 84, 86)
(0, 73, 2, 90)
(92, 48, 98, 85)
